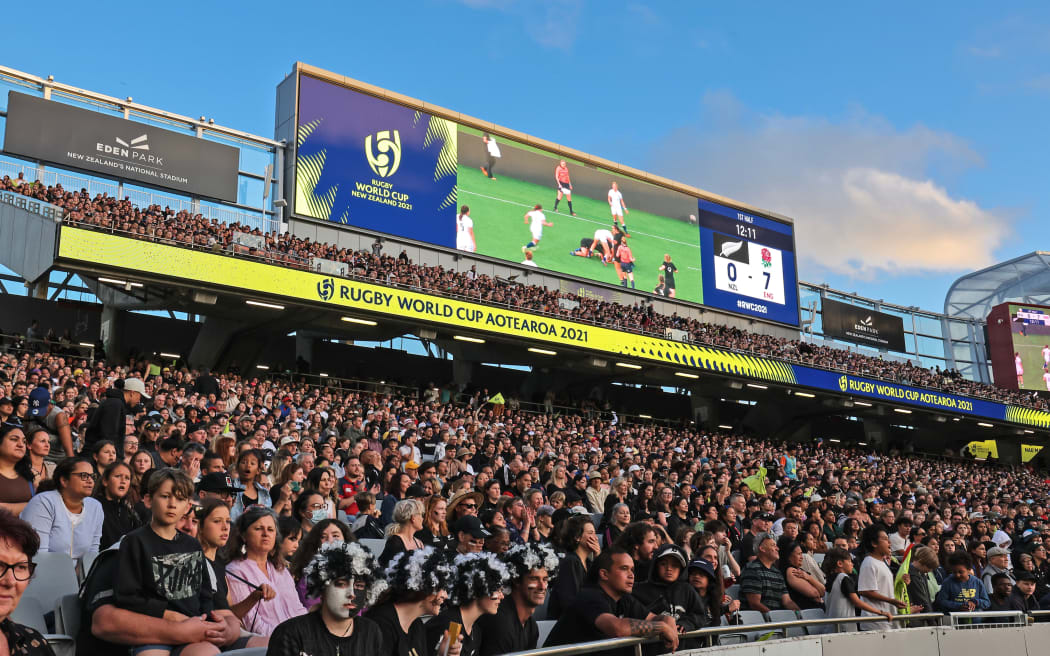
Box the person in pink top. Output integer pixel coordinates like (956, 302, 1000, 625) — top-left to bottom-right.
(224, 506, 307, 636)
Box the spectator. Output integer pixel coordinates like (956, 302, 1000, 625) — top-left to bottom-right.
(857, 525, 912, 629)
(546, 546, 679, 655)
(365, 547, 459, 656)
(686, 557, 738, 627)
(777, 538, 825, 609)
(380, 472, 410, 526)
(277, 516, 302, 566)
(934, 552, 990, 613)
(613, 522, 659, 581)
(26, 385, 74, 462)
(821, 548, 893, 628)
(114, 468, 240, 654)
(1009, 571, 1042, 612)
(477, 542, 559, 656)
(293, 491, 328, 538)
(739, 532, 799, 613)
(231, 449, 271, 520)
(225, 506, 307, 635)
(0, 508, 55, 655)
(632, 544, 705, 649)
(196, 471, 242, 508)
(84, 377, 149, 455)
(95, 461, 140, 549)
(450, 516, 490, 557)
(21, 456, 102, 558)
(90, 440, 118, 476)
(290, 519, 353, 609)
(907, 546, 940, 613)
(549, 514, 601, 620)
(604, 503, 631, 546)
(982, 546, 1014, 591)
(23, 427, 56, 488)
(416, 494, 450, 547)
(269, 541, 386, 655)
(0, 425, 34, 515)
(349, 491, 384, 540)
(304, 466, 339, 521)
(988, 573, 1015, 611)
(426, 552, 511, 656)
(379, 498, 425, 567)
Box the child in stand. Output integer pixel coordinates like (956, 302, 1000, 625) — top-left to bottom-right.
(116, 468, 238, 655)
(822, 548, 894, 631)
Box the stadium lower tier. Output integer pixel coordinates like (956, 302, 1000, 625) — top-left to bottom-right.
(56, 226, 1050, 429)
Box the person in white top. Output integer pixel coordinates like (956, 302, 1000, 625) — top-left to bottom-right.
(590, 228, 615, 262)
(456, 205, 476, 252)
(1016, 352, 1024, 387)
(857, 526, 913, 630)
(1044, 370, 1050, 391)
(607, 182, 629, 231)
(522, 204, 553, 252)
(1043, 345, 1050, 369)
(481, 133, 501, 180)
(521, 250, 538, 268)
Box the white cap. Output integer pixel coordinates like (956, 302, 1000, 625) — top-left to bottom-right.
(123, 377, 150, 400)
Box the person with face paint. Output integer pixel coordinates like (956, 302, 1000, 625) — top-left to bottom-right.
(476, 542, 560, 656)
(366, 546, 462, 656)
(426, 553, 512, 656)
(268, 541, 387, 656)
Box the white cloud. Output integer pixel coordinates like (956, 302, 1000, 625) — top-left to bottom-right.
(453, 0, 584, 50)
(649, 94, 1009, 279)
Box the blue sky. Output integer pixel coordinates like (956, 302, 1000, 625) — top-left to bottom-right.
(4, 1, 1047, 314)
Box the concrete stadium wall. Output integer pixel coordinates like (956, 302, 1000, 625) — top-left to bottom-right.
(679, 625, 1047, 656)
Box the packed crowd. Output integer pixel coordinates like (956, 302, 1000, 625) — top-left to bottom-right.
(3, 174, 1044, 413)
(0, 336, 1046, 655)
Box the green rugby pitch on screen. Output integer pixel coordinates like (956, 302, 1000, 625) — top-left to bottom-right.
(457, 164, 704, 304)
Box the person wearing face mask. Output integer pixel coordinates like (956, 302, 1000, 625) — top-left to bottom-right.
(269, 541, 387, 655)
(426, 553, 511, 656)
(366, 546, 462, 656)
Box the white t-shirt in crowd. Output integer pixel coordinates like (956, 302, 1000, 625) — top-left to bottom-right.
(857, 555, 895, 631)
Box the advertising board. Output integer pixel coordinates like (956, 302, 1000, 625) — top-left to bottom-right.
(820, 298, 906, 351)
(3, 92, 239, 202)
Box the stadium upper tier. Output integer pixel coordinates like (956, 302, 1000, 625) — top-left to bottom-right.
(5, 175, 1047, 415)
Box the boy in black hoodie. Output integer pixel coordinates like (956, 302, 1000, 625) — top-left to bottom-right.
(632, 544, 705, 651)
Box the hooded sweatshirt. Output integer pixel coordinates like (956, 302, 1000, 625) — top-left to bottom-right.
(933, 574, 990, 612)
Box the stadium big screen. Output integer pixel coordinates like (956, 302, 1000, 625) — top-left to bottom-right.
(292, 73, 800, 325)
(987, 302, 1050, 391)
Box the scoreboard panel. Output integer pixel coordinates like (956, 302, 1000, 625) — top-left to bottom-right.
(697, 199, 800, 325)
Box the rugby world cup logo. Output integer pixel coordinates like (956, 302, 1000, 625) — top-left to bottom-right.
(365, 130, 402, 178)
(838, 375, 848, 392)
(317, 278, 335, 302)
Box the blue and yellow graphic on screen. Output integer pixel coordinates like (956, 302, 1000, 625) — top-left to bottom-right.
(295, 75, 458, 247)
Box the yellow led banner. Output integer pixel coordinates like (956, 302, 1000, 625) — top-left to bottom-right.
(57, 228, 795, 384)
(965, 440, 998, 459)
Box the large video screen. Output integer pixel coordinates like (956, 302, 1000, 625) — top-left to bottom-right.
(293, 74, 800, 325)
(1005, 304, 1050, 391)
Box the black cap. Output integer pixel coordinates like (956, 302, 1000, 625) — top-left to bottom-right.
(755, 512, 775, 522)
(1015, 571, 1037, 582)
(0, 397, 12, 406)
(454, 515, 492, 539)
(196, 472, 244, 494)
(405, 484, 429, 498)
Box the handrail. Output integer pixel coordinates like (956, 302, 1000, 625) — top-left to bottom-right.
(501, 613, 948, 656)
(53, 219, 1047, 414)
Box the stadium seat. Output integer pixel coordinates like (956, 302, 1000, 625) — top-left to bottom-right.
(726, 584, 740, 600)
(800, 607, 834, 634)
(54, 594, 80, 637)
(10, 597, 74, 656)
(79, 551, 99, 581)
(537, 620, 556, 648)
(533, 591, 551, 621)
(590, 513, 602, 529)
(767, 609, 803, 637)
(812, 552, 824, 565)
(719, 610, 783, 644)
(358, 538, 386, 555)
(24, 552, 78, 613)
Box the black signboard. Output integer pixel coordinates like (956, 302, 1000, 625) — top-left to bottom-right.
(821, 298, 907, 352)
(3, 92, 239, 202)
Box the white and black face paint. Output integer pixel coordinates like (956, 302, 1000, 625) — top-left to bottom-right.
(323, 578, 359, 620)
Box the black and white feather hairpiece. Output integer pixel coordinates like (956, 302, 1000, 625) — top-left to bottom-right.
(384, 546, 455, 597)
(450, 552, 513, 606)
(501, 542, 560, 581)
(301, 541, 389, 607)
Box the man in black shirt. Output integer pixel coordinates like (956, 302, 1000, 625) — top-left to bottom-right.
(477, 542, 559, 656)
(613, 522, 660, 582)
(546, 547, 679, 655)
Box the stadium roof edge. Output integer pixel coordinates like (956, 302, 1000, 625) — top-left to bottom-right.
(944, 251, 1050, 320)
(290, 61, 796, 226)
(0, 65, 281, 149)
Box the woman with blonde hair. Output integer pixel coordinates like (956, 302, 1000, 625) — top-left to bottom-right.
(417, 494, 450, 547)
(379, 498, 425, 566)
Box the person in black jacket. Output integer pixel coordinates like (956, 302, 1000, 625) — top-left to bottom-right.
(548, 514, 601, 620)
(269, 541, 387, 656)
(365, 547, 460, 656)
(632, 544, 706, 651)
(85, 378, 148, 456)
(94, 461, 141, 549)
(426, 553, 512, 656)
